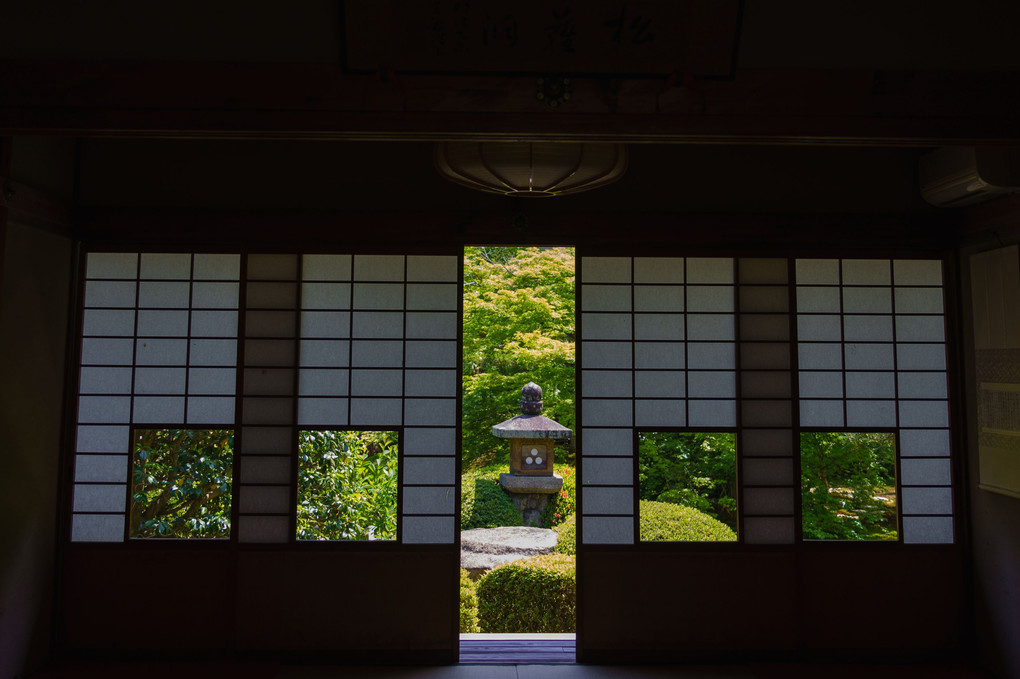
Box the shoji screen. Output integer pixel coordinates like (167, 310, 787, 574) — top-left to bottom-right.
(795, 258, 953, 543)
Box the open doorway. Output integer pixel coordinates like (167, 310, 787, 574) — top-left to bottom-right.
(458, 246, 577, 663)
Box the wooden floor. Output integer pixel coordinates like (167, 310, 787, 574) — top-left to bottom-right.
(459, 634, 576, 664)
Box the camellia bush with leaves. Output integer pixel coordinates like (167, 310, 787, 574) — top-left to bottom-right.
(297, 430, 398, 541)
(131, 429, 233, 538)
(637, 432, 737, 530)
(462, 246, 575, 468)
(800, 431, 897, 540)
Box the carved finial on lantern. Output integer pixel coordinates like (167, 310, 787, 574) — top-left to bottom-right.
(521, 382, 543, 415)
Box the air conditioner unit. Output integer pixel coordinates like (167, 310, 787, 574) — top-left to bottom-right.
(920, 147, 1020, 207)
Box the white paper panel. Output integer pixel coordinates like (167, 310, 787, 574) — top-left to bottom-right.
(583, 487, 633, 515)
(298, 368, 350, 396)
(242, 398, 294, 426)
(404, 369, 457, 397)
(71, 513, 125, 542)
(633, 286, 684, 312)
(899, 400, 950, 428)
(191, 282, 239, 309)
(301, 283, 351, 309)
(297, 398, 350, 426)
(741, 458, 793, 486)
(79, 367, 133, 394)
(844, 343, 894, 371)
(249, 282, 298, 309)
(581, 257, 630, 283)
(134, 367, 186, 394)
(634, 371, 685, 398)
(898, 372, 948, 399)
(406, 284, 459, 310)
(248, 254, 297, 280)
(404, 398, 456, 426)
(634, 399, 685, 426)
(583, 457, 634, 485)
(75, 455, 129, 483)
(895, 288, 945, 314)
(581, 370, 633, 398)
(686, 258, 733, 284)
(741, 343, 791, 370)
(73, 484, 126, 512)
(799, 400, 845, 427)
(742, 516, 795, 544)
(188, 367, 237, 395)
(352, 311, 403, 338)
(403, 457, 456, 485)
(741, 428, 794, 455)
(633, 314, 684, 341)
(902, 516, 954, 544)
(135, 338, 188, 366)
(846, 400, 897, 427)
(895, 316, 946, 342)
(581, 341, 632, 369)
(246, 310, 295, 338)
(842, 259, 891, 285)
(581, 428, 634, 456)
(634, 342, 684, 369)
(132, 396, 185, 423)
(191, 310, 238, 337)
(740, 287, 789, 313)
(739, 258, 788, 284)
(741, 400, 792, 427)
(402, 516, 455, 544)
(743, 488, 794, 515)
(350, 398, 402, 425)
(581, 285, 631, 311)
(894, 260, 942, 286)
(140, 253, 191, 279)
(901, 487, 953, 515)
(686, 286, 734, 312)
(78, 396, 131, 423)
(797, 315, 842, 341)
(87, 253, 137, 280)
(406, 312, 457, 339)
(583, 399, 633, 427)
(405, 341, 457, 367)
(351, 340, 403, 367)
(687, 371, 735, 398)
(136, 310, 188, 337)
(403, 427, 456, 455)
(741, 371, 791, 399)
(240, 456, 290, 484)
(687, 343, 735, 369)
(302, 254, 352, 281)
(896, 344, 947, 371)
(796, 287, 840, 313)
(843, 287, 892, 314)
(899, 428, 951, 457)
(798, 343, 842, 370)
(843, 315, 893, 342)
(403, 487, 456, 514)
(795, 259, 839, 285)
(298, 340, 348, 367)
(799, 371, 843, 398)
(353, 283, 404, 310)
(238, 515, 290, 543)
(76, 425, 131, 453)
(581, 313, 632, 340)
(187, 397, 235, 423)
(238, 486, 291, 514)
(193, 254, 240, 280)
(407, 255, 458, 282)
(633, 257, 683, 284)
(584, 516, 634, 544)
(900, 458, 952, 486)
(687, 314, 734, 340)
(190, 339, 238, 366)
(240, 426, 293, 454)
(688, 400, 737, 426)
(354, 254, 405, 281)
(138, 281, 190, 308)
(85, 281, 137, 308)
(83, 309, 136, 336)
(300, 311, 350, 338)
(845, 371, 896, 398)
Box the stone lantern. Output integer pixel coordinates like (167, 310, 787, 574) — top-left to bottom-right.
(493, 382, 571, 525)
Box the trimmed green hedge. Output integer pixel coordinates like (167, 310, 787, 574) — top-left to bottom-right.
(553, 512, 576, 555)
(639, 500, 736, 542)
(538, 463, 576, 528)
(461, 465, 524, 530)
(476, 554, 576, 633)
(459, 568, 480, 633)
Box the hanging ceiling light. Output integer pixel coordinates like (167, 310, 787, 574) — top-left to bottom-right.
(435, 141, 627, 197)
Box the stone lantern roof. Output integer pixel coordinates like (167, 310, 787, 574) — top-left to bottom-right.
(491, 382, 572, 440)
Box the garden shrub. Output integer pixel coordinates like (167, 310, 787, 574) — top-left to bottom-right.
(459, 568, 480, 633)
(461, 465, 523, 530)
(552, 512, 576, 555)
(539, 464, 576, 528)
(639, 500, 736, 542)
(476, 554, 576, 633)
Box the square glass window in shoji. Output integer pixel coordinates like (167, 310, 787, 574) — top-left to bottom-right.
(130, 429, 234, 538)
(800, 431, 898, 541)
(637, 431, 738, 542)
(296, 430, 399, 541)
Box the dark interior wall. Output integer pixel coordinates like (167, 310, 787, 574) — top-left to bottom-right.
(0, 221, 72, 679)
(959, 215, 1020, 679)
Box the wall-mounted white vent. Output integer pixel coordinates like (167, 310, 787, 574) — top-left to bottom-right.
(920, 147, 1020, 207)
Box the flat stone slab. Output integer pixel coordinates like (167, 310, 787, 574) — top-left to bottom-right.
(461, 526, 558, 578)
(499, 473, 564, 494)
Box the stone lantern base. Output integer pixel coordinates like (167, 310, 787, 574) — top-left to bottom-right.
(499, 473, 564, 526)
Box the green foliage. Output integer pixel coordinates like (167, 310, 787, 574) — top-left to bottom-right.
(462, 246, 575, 468)
(552, 512, 576, 555)
(460, 465, 524, 530)
(131, 429, 233, 538)
(297, 430, 398, 541)
(639, 500, 737, 542)
(638, 432, 737, 529)
(476, 554, 576, 633)
(801, 431, 897, 541)
(539, 464, 576, 528)
(459, 569, 480, 633)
